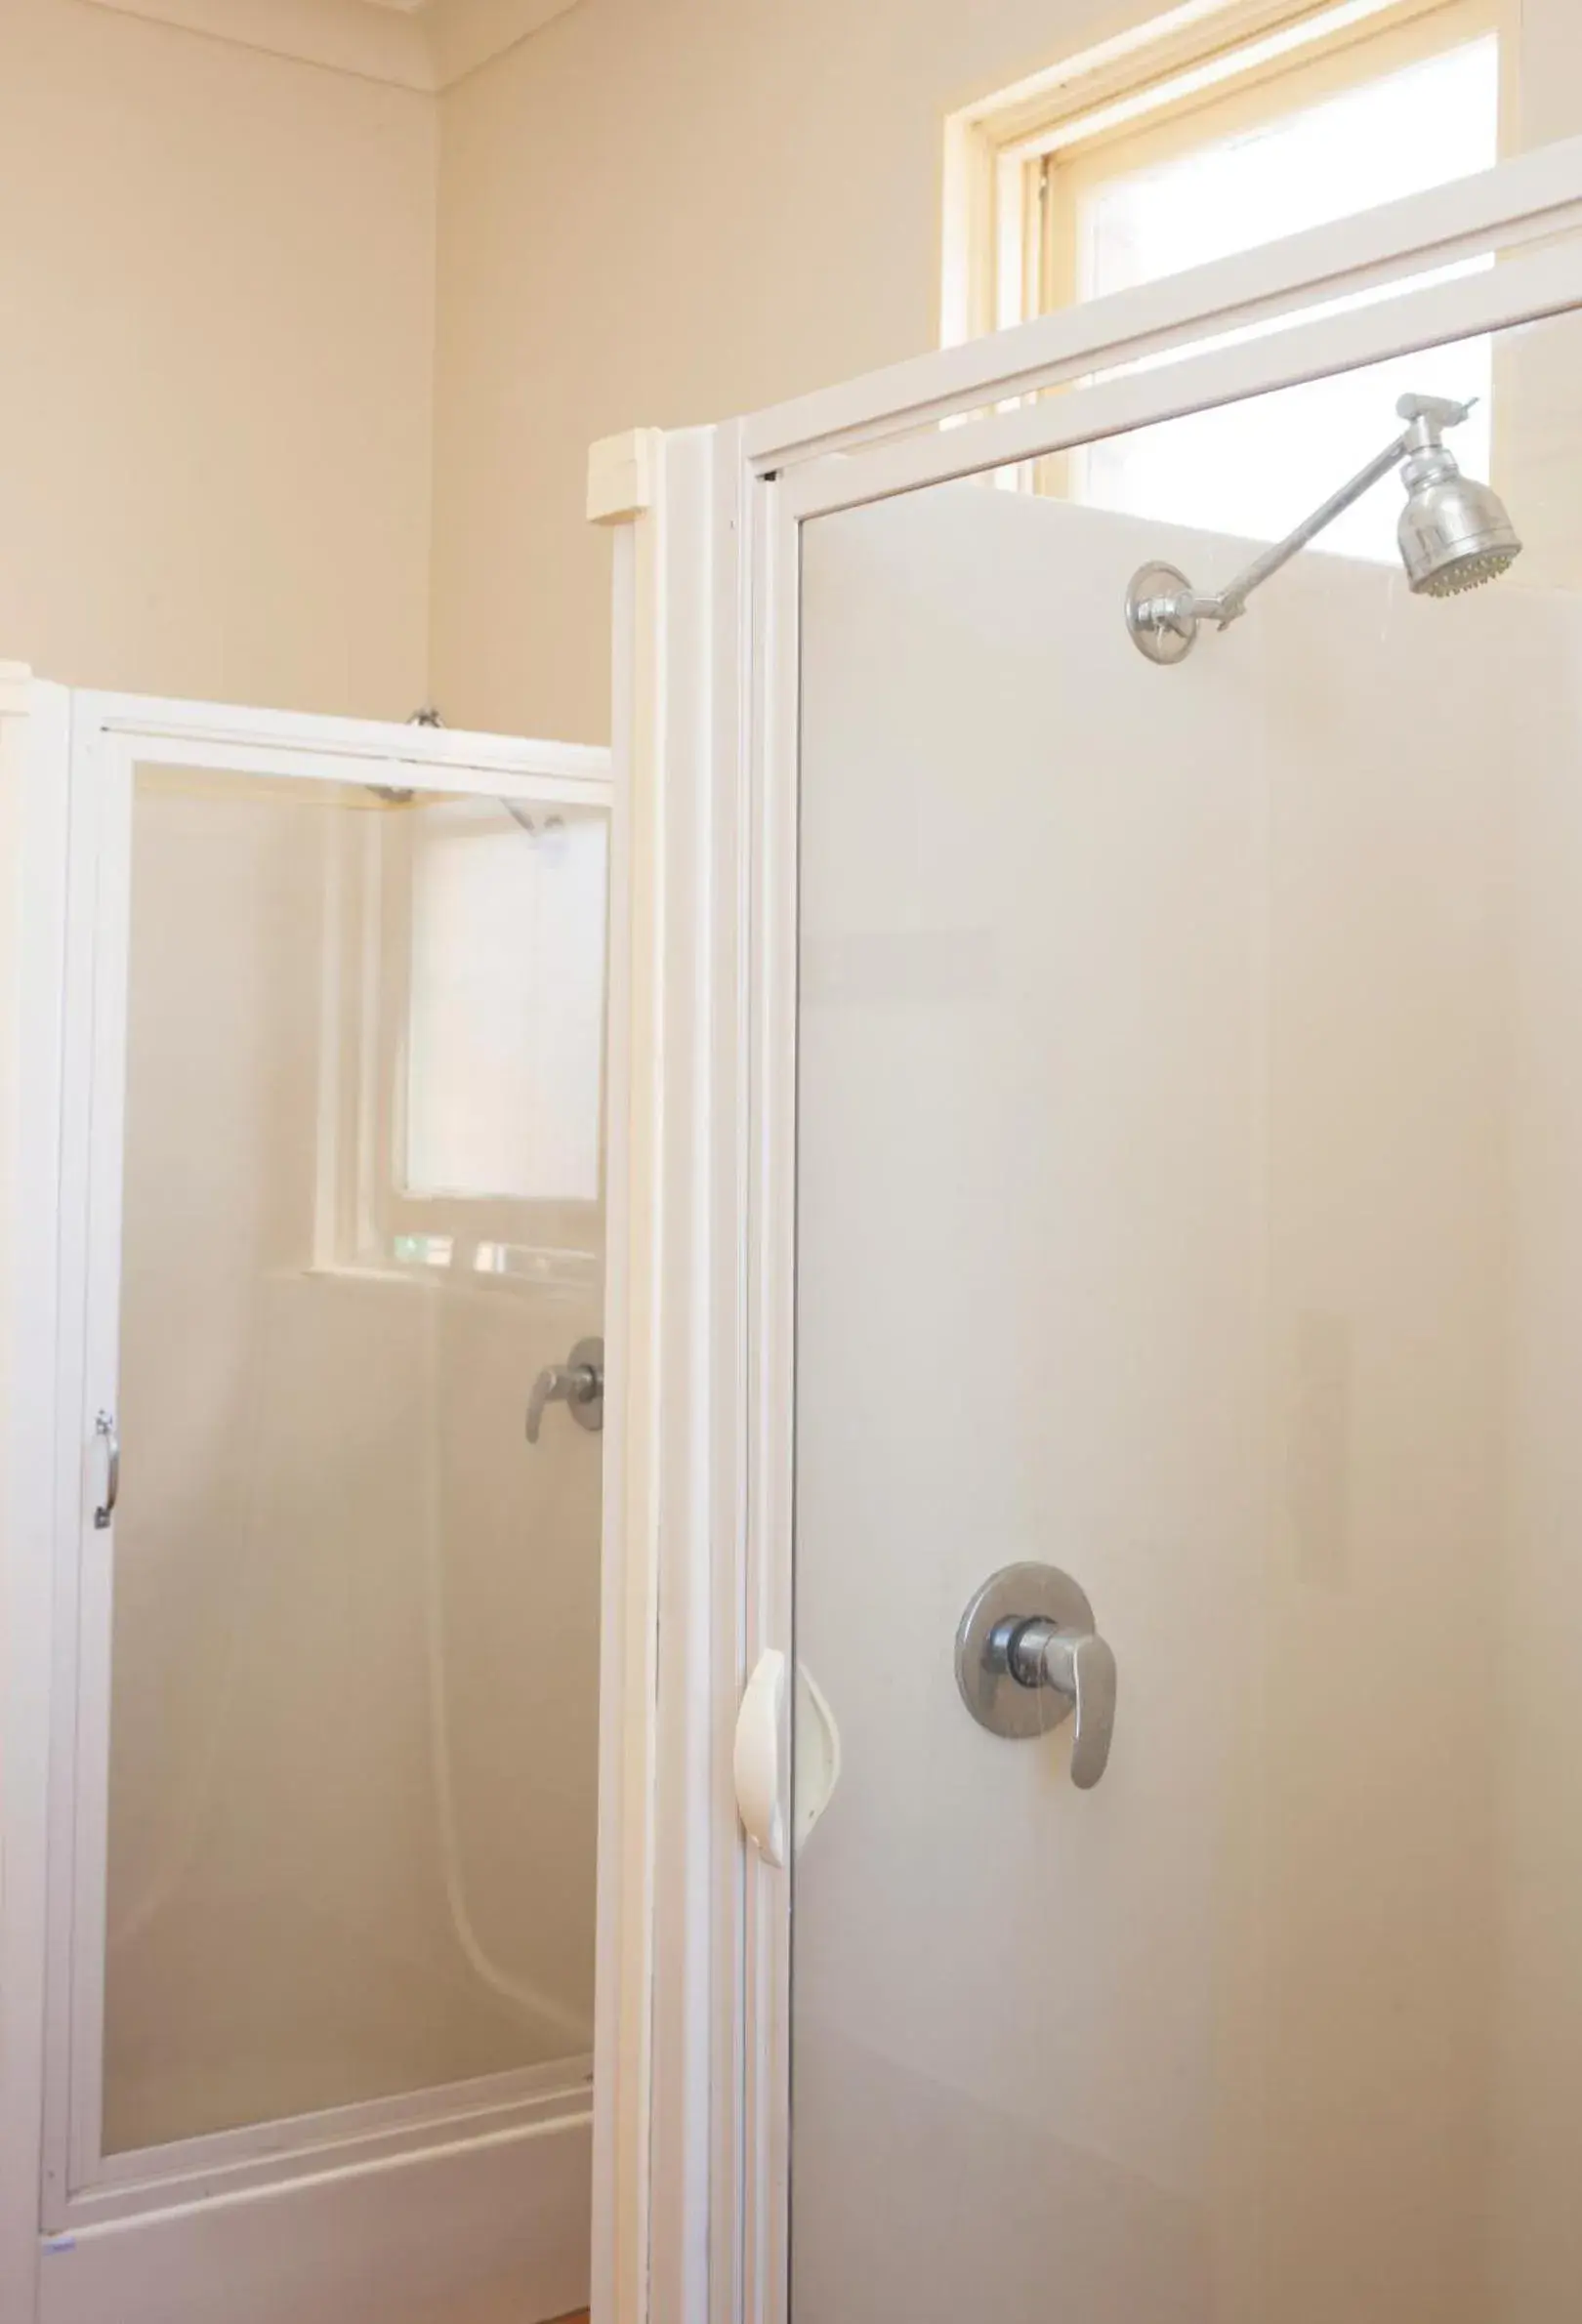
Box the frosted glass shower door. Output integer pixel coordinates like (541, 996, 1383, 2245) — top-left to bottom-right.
(790, 472, 1563, 2324)
(36, 694, 608, 2322)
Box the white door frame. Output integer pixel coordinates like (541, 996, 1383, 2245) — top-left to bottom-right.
(590, 130, 1582, 2324)
(0, 688, 611, 2321)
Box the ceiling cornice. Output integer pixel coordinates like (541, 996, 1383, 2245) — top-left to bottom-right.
(425, 0, 576, 87)
(82, 0, 582, 92)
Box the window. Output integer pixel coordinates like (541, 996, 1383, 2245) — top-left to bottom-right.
(314, 788, 608, 1290)
(404, 799, 605, 1206)
(945, 0, 1505, 558)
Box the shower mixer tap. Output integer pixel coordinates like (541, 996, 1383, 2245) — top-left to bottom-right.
(525, 1338, 604, 1443)
(1124, 390, 1521, 664)
(955, 1562, 1118, 1789)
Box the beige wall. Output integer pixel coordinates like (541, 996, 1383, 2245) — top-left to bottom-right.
(0, 0, 436, 718)
(11, 0, 1580, 741)
(429, 0, 1105, 740)
(426, 0, 1582, 745)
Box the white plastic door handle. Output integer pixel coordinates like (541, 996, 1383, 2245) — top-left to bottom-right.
(733, 1649, 788, 1868)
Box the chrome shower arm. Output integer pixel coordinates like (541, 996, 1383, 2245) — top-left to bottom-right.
(1198, 426, 1414, 628)
(1125, 392, 1484, 663)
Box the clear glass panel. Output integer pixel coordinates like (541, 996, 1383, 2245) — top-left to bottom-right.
(792, 308, 1582, 2322)
(103, 768, 604, 2154)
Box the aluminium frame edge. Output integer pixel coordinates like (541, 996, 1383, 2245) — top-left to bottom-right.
(745, 128, 1582, 468)
(0, 680, 72, 2320)
(5, 691, 617, 2267)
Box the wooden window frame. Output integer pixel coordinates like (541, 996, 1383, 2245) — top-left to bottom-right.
(944, 0, 1516, 348)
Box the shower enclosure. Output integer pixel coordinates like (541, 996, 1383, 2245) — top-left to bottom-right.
(0, 688, 610, 2324)
(599, 133, 1582, 2324)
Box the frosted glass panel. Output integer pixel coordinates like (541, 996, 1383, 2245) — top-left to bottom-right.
(791, 322, 1582, 2324)
(104, 769, 604, 2155)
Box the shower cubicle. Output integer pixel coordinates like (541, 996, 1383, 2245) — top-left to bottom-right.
(0, 687, 611, 2324)
(14, 123, 1582, 2324)
(597, 131, 1582, 2324)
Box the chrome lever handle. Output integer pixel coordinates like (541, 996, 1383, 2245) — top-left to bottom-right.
(955, 1562, 1118, 1789)
(1007, 1620, 1118, 1790)
(524, 1337, 604, 1444)
(525, 1365, 581, 1441)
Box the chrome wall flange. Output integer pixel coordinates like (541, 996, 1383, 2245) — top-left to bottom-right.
(1124, 562, 1200, 664)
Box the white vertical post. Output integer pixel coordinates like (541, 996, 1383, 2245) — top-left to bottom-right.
(589, 421, 735, 2324)
(589, 430, 662, 2324)
(0, 674, 71, 2315)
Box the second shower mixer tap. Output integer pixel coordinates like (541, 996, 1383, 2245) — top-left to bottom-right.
(525, 1338, 604, 1443)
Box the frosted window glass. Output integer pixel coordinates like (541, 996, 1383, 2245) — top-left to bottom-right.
(404, 802, 606, 1202)
(1072, 38, 1500, 560)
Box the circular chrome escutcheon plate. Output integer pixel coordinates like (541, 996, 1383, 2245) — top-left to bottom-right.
(1124, 560, 1198, 666)
(955, 1561, 1097, 1740)
(567, 1336, 604, 1432)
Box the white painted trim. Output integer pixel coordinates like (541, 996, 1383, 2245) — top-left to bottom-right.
(590, 479, 653, 2324)
(589, 425, 742, 2324)
(642, 423, 728, 2324)
(81, 0, 580, 92)
(998, 0, 1492, 163)
(589, 433, 661, 528)
(592, 434, 793, 2324)
(747, 130, 1582, 466)
(937, 0, 1496, 342)
(611, 132, 1582, 2324)
(954, 0, 1365, 129)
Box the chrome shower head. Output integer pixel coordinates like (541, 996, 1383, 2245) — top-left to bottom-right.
(1125, 388, 1522, 664)
(1396, 437, 1522, 598)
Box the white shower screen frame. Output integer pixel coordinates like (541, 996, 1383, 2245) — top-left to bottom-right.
(0, 685, 613, 2323)
(592, 128, 1582, 2324)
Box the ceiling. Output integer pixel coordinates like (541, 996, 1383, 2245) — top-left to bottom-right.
(86, 0, 584, 90)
